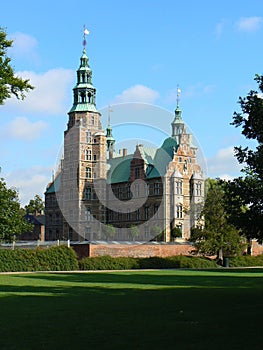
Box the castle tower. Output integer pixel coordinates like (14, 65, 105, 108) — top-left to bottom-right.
(164, 88, 204, 241)
(61, 31, 107, 240)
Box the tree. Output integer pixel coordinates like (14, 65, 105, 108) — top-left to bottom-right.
(103, 224, 116, 240)
(227, 74, 263, 241)
(0, 175, 33, 242)
(25, 194, 44, 215)
(150, 225, 163, 241)
(191, 179, 245, 261)
(0, 27, 33, 104)
(130, 225, 140, 241)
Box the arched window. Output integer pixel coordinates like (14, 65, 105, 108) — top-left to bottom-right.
(88, 92, 92, 103)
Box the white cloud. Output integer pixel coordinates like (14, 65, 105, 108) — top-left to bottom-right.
(6, 68, 74, 114)
(236, 16, 262, 32)
(207, 146, 242, 179)
(10, 32, 38, 58)
(112, 85, 159, 104)
(3, 117, 48, 141)
(4, 166, 52, 206)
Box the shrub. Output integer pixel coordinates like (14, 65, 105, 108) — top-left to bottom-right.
(79, 255, 218, 270)
(0, 246, 78, 272)
(79, 255, 139, 270)
(229, 255, 263, 267)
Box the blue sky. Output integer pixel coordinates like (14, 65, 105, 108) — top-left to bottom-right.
(1, 0, 263, 205)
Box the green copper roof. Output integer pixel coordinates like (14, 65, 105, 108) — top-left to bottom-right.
(69, 103, 98, 113)
(45, 173, 61, 194)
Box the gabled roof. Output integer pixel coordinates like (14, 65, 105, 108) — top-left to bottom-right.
(107, 136, 178, 183)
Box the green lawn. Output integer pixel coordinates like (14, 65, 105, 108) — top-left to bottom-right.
(0, 269, 262, 350)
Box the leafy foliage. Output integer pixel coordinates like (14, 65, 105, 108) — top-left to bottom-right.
(226, 74, 263, 241)
(102, 224, 116, 239)
(0, 27, 33, 104)
(0, 175, 33, 242)
(0, 246, 78, 272)
(25, 194, 45, 214)
(191, 179, 246, 258)
(79, 255, 218, 270)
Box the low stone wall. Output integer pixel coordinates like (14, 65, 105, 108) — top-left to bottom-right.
(72, 242, 195, 259)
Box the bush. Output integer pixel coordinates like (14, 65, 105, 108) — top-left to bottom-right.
(79, 255, 218, 270)
(0, 246, 78, 272)
(79, 255, 140, 270)
(229, 255, 263, 267)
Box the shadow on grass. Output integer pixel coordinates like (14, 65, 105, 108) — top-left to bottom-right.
(0, 271, 263, 350)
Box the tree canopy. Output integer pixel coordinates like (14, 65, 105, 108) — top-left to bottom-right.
(0, 175, 33, 242)
(226, 74, 263, 241)
(191, 179, 245, 260)
(25, 194, 45, 215)
(0, 27, 33, 104)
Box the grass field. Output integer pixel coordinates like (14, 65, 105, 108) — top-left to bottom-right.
(0, 269, 262, 350)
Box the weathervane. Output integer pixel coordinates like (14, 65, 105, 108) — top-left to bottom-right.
(177, 84, 181, 107)
(83, 24, 90, 49)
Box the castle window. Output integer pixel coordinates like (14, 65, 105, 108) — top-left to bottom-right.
(86, 131, 91, 143)
(135, 167, 140, 178)
(85, 187, 91, 200)
(86, 167, 91, 178)
(144, 206, 149, 220)
(176, 205, 183, 219)
(126, 184, 131, 199)
(145, 183, 149, 196)
(93, 154, 97, 161)
(118, 210, 122, 221)
(136, 209, 140, 220)
(93, 138, 97, 143)
(196, 182, 202, 196)
(108, 210, 113, 221)
(117, 186, 122, 199)
(154, 204, 159, 217)
(80, 91, 86, 103)
(86, 149, 92, 161)
(154, 182, 160, 195)
(135, 184, 140, 197)
(127, 209, 131, 221)
(91, 115, 95, 125)
(86, 208, 92, 221)
(88, 92, 92, 103)
(93, 172, 97, 179)
(176, 181, 183, 195)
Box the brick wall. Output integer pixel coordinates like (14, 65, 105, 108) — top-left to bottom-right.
(251, 239, 263, 256)
(72, 242, 195, 259)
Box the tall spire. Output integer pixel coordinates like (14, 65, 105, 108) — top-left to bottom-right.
(69, 26, 98, 113)
(171, 85, 184, 141)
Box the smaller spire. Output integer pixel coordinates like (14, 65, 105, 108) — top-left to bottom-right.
(106, 106, 115, 154)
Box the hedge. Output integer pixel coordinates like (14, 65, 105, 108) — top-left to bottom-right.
(0, 246, 79, 272)
(229, 255, 263, 267)
(79, 255, 218, 270)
